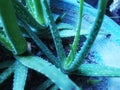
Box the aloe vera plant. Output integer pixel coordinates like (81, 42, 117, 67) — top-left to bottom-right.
(0, 0, 120, 90)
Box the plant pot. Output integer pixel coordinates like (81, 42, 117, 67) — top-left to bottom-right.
(50, 0, 120, 89)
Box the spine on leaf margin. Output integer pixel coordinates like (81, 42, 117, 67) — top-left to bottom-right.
(66, 0, 107, 72)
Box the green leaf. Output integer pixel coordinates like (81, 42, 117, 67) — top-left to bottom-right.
(11, 0, 51, 38)
(0, 64, 14, 84)
(13, 61, 28, 90)
(25, 0, 35, 16)
(26, 0, 46, 25)
(43, 0, 66, 64)
(0, 61, 14, 69)
(57, 23, 73, 30)
(37, 79, 54, 90)
(21, 21, 58, 67)
(0, 0, 27, 55)
(17, 56, 80, 90)
(49, 84, 59, 90)
(67, 0, 107, 71)
(59, 29, 109, 38)
(74, 64, 120, 77)
(55, 13, 66, 24)
(0, 33, 13, 51)
(64, 0, 84, 69)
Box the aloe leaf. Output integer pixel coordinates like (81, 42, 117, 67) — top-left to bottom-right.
(55, 13, 66, 24)
(43, 0, 66, 63)
(67, 0, 107, 71)
(49, 84, 59, 90)
(11, 0, 51, 38)
(21, 21, 58, 67)
(37, 79, 54, 90)
(13, 61, 28, 90)
(0, 64, 14, 84)
(0, 0, 27, 55)
(26, 0, 46, 25)
(0, 61, 14, 69)
(57, 23, 73, 30)
(64, 0, 84, 69)
(59, 30, 88, 38)
(0, 33, 13, 51)
(74, 64, 120, 77)
(70, 0, 84, 54)
(17, 56, 80, 90)
(25, 0, 34, 16)
(11, 0, 45, 30)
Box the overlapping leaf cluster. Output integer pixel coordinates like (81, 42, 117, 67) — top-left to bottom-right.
(0, 0, 120, 90)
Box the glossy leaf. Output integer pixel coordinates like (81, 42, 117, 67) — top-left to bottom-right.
(37, 79, 54, 90)
(0, 0, 27, 55)
(26, 0, 46, 24)
(21, 21, 58, 67)
(67, 0, 107, 71)
(17, 56, 80, 90)
(43, 0, 66, 64)
(13, 61, 28, 90)
(11, 0, 50, 38)
(0, 61, 14, 69)
(75, 64, 120, 76)
(0, 33, 13, 51)
(64, 0, 84, 69)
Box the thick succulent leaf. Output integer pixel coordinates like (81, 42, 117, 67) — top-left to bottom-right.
(13, 61, 28, 90)
(17, 56, 80, 90)
(0, 0, 27, 55)
(0, 33, 13, 51)
(0, 61, 14, 69)
(55, 13, 66, 24)
(37, 79, 54, 90)
(11, 0, 51, 39)
(64, 0, 84, 69)
(0, 64, 14, 84)
(59, 29, 109, 38)
(25, 0, 34, 16)
(21, 22, 58, 67)
(11, 0, 45, 30)
(51, 0, 120, 88)
(57, 23, 73, 30)
(26, 0, 46, 24)
(43, 0, 66, 63)
(49, 84, 59, 90)
(75, 64, 120, 77)
(67, 0, 107, 71)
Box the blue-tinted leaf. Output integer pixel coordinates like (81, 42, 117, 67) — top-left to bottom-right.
(17, 56, 80, 90)
(75, 64, 120, 76)
(0, 64, 14, 84)
(13, 61, 28, 90)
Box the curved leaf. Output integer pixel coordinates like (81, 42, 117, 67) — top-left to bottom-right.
(13, 61, 28, 90)
(75, 64, 120, 77)
(0, 33, 13, 51)
(0, 0, 27, 55)
(67, 0, 107, 71)
(0, 64, 14, 84)
(37, 79, 54, 90)
(43, 0, 66, 64)
(26, 0, 46, 24)
(17, 56, 80, 90)
(64, 0, 84, 69)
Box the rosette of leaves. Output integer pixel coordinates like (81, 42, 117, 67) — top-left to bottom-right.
(0, 0, 120, 90)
